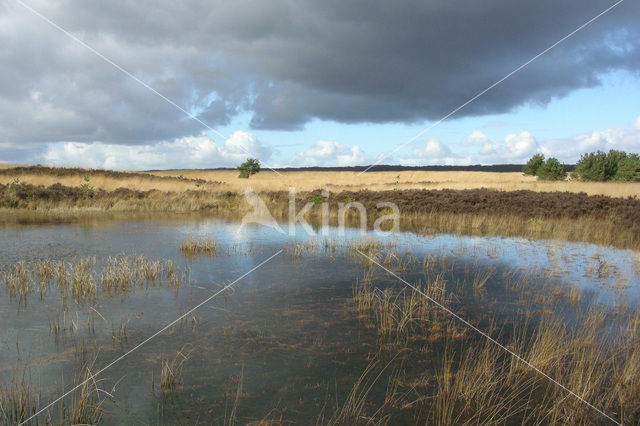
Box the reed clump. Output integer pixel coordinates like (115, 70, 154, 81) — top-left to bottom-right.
(1, 255, 187, 303)
(2, 261, 29, 301)
(471, 264, 494, 290)
(111, 319, 129, 344)
(101, 255, 177, 293)
(353, 276, 375, 318)
(0, 370, 38, 425)
(0, 364, 109, 425)
(158, 351, 189, 394)
(71, 257, 97, 303)
(60, 364, 110, 425)
(179, 238, 218, 257)
(346, 238, 397, 256)
(327, 356, 396, 425)
(286, 243, 306, 259)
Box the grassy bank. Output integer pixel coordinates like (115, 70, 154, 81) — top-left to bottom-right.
(2, 177, 640, 250)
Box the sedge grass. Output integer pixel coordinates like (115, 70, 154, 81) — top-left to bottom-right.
(179, 238, 218, 257)
(0, 370, 38, 424)
(345, 250, 640, 424)
(0, 255, 187, 303)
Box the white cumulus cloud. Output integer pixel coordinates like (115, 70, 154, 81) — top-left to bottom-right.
(461, 130, 491, 146)
(286, 140, 369, 167)
(470, 131, 540, 163)
(400, 138, 471, 166)
(41, 131, 271, 170)
(541, 115, 640, 162)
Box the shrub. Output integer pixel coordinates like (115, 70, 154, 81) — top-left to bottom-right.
(80, 174, 94, 198)
(536, 157, 567, 181)
(614, 155, 640, 182)
(237, 158, 261, 179)
(310, 193, 323, 206)
(522, 154, 545, 176)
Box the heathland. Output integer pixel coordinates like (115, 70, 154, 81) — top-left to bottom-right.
(3, 165, 640, 196)
(1, 165, 640, 250)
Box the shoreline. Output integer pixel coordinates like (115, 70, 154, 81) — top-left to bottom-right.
(2, 182, 639, 251)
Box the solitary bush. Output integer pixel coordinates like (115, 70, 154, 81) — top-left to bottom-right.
(536, 157, 567, 181)
(80, 174, 94, 198)
(237, 158, 260, 179)
(522, 154, 545, 176)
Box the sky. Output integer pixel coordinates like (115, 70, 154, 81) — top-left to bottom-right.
(1, 0, 639, 170)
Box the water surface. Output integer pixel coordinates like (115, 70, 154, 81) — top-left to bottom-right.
(1, 215, 638, 424)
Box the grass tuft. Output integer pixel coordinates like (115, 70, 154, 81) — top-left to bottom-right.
(180, 238, 218, 257)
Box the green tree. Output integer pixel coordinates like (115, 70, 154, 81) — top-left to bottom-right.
(573, 151, 607, 181)
(573, 150, 631, 182)
(237, 158, 261, 179)
(604, 150, 627, 179)
(522, 154, 545, 176)
(614, 154, 640, 182)
(537, 157, 567, 181)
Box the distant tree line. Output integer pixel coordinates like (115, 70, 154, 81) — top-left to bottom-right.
(523, 150, 640, 182)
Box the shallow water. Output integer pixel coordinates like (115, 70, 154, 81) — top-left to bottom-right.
(0, 216, 638, 424)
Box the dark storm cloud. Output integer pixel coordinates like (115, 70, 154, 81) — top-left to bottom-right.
(1, 0, 638, 143)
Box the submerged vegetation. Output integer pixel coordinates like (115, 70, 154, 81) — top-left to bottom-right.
(343, 245, 640, 424)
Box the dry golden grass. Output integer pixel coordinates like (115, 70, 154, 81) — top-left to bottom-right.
(149, 169, 640, 197)
(1, 165, 639, 197)
(0, 170, 219, 192)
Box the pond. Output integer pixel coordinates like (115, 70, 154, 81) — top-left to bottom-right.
(1, 216, 639, 424)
